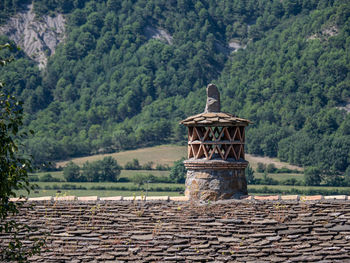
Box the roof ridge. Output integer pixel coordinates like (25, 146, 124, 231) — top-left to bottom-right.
(9, 194, 349, 202)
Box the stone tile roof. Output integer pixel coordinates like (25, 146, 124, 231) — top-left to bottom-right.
(180, 112, 252, 126)
(2, 196, 350, 262)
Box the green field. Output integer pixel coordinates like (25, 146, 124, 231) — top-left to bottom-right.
(32, 170, 170, 181)
(249, 184, 350, 192)
(32, 181, 184, 188)
(255, 173, 303, 182)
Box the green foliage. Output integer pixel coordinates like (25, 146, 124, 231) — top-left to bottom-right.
(40, 173, 61, 182)
(81, 157, 121, 182)
(323, 174, 346, 187)
(0, 42, 43, 262)
(304, 166, 322, 186)
(98, 156, 121, 181)
(130, 173, 154, 188)
(280, 178, 299, 186)
(29, 174, 39, 182)
(245, 164, 255, 184)
(124, 159, 141, 170)
(260, 172, 279, 185)
(169, 158, 186, 183)
(155, 164, 170, 171)
(81, 161, 100, 182)
(0, 0, 31, 25)
(249, 186, 350, 196)
(141, 161, 153, 170)
(63, 161, 82, 182)
(0, 0, 349, 176)
(276, 167, 302, 174)
(256, 163, 266, 173)
(266, 164, 277, 173)
(345, 167, 350, 186)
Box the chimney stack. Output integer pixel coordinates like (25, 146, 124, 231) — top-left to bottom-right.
(180, 84, 252, 201)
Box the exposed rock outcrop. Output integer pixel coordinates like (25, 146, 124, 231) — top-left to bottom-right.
(144, 25, 173, 44)
(0, 4, 65, 69)
(228, 39, 246, 52)
(307, 25, 339, 41)
(215, 39, 246, 56)
(337, 101, 350, 113)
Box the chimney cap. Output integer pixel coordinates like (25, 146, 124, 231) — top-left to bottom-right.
(180, 84, 251, 126)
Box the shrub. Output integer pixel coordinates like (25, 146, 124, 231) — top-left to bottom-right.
(155, 164, 170, 171)
(153, 176, 172, 183)
(261, 172, 278, 185)
(245, 165, 255, 184)
(141, 161, 153, 170)
(118, 177, 130, 182)
(130, 174, 155, 188)
(52, 184, 59, 190)
(40, 173, 61, 182)
(256, 162, 266, 172)
(304, 166, 322, 186)
(281, 178, 298, 185)
(29, 175, 39, 182)
(266, 163, 277, 173)
(124, 159, 141, 170)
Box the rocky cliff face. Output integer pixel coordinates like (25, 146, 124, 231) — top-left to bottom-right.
(0, 4, 65, 69)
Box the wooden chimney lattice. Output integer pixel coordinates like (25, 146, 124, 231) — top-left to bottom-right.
(187, 126, 245, 160)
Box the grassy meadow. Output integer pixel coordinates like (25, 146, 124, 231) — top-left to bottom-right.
(254, 172, 303, 182)
(56, 144, 187, 168)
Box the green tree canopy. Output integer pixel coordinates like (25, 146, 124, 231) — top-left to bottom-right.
(170, 158, 186, 183)
(0, 43, 43, 262)
(63, 161, 82, 182)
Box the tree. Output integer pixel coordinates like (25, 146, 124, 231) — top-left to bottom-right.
(131, 173, 155, 188)
(344, 167, 350, 187)
(124, 158, 141, 170)
(245, 165, 255, 184)
(256, 162, 266, 173)
(99, 156, 121, 182)
(81, 157, 121, 182)
(63, 161, 82, 182)
(131, 174, 148, 188)
(82, 161, 100, 182)
(170, 158, 186, 183)
(304, 166, 322, 186)
(0, 43, 43, 261)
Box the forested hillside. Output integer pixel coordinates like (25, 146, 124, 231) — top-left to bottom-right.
(0, 0, 349, 175)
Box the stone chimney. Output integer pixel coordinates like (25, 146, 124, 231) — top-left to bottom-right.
(180, 84, 252, 201)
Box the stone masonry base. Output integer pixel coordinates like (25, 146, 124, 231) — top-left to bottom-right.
(185, 169, 247, 201)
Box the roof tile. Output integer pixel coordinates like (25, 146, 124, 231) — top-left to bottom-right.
(4, 199, 350, 262)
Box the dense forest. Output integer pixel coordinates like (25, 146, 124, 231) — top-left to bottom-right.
(0, 0, 349, 176)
